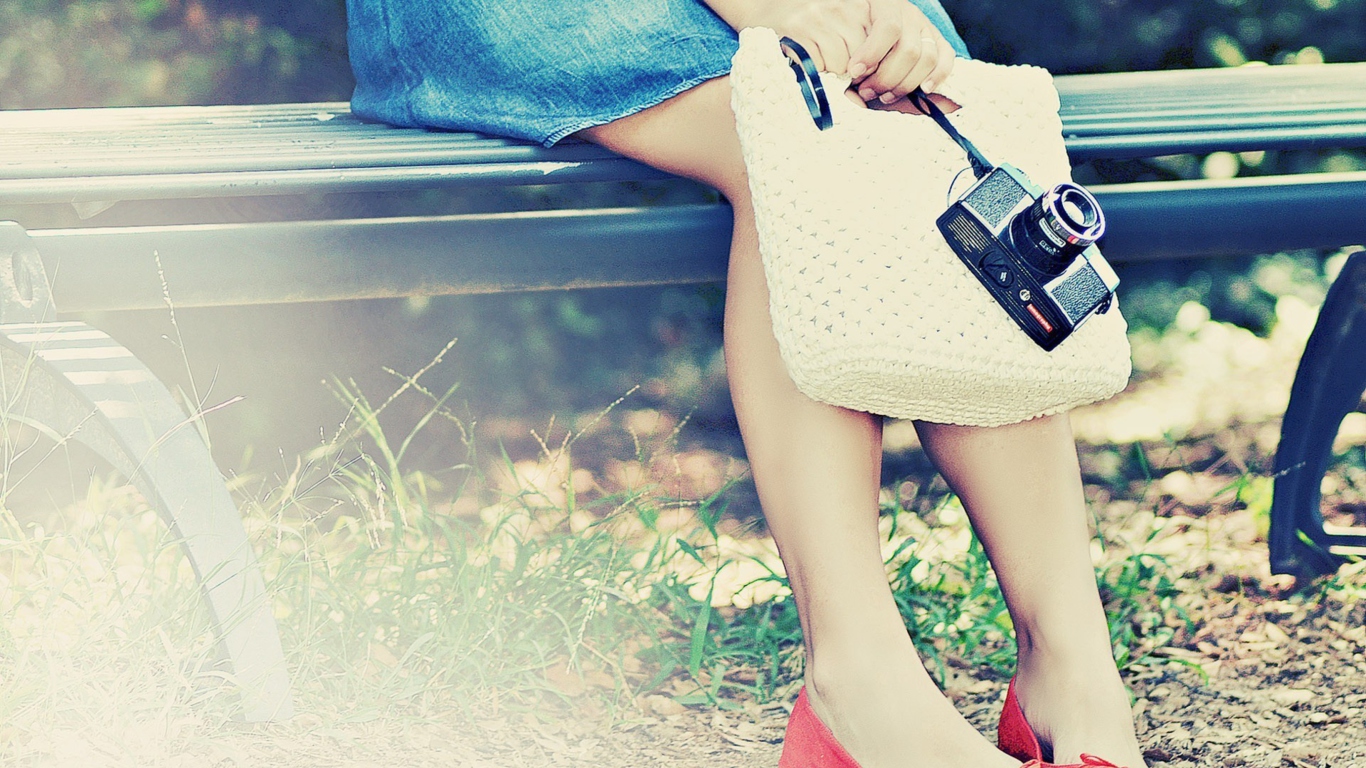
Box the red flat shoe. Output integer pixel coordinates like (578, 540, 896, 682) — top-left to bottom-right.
(779, 687, 862, 768)
(998, 676, 1124, 768)
(999, 676, 1044, 763)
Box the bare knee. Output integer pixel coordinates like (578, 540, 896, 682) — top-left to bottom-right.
(576, 76, 749, 201)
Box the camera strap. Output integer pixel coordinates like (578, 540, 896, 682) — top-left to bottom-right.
(908, 88, 993, 180)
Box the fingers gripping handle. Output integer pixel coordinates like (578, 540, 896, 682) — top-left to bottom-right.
(778, 37, 992, 180)
(0, 221, 56, 325)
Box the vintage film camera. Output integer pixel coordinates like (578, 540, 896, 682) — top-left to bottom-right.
(936, 163, 1120, 350)
(780, 37, 1119, 351)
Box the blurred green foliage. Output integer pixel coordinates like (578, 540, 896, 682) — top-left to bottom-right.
(945, 0, 1365, 72)
(5, 0, 1361, 109)
(0, 0, 350, 108)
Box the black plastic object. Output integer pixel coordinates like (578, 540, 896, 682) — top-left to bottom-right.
(780, 37, 832, 130)
(1270, 250, 1366, 580)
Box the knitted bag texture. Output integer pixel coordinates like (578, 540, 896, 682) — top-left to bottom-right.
(730, 27, 1132, 427)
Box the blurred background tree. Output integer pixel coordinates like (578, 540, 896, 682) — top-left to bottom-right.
(948, 0, 1365, 73)
(5, 0, 1362, 110)
(1, 0, 1363, 466)
(0, 0, 350, 108)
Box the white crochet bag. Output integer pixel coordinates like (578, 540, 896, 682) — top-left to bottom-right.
(730, 27, 1131, 427)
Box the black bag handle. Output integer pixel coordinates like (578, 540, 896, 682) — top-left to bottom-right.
(779, 37, 832, 130)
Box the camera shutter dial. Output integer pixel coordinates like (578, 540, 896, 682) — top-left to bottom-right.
(979, 250, 1015, 287)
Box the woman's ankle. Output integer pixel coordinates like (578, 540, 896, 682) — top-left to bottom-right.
(1015, 638, 1127, 709)
(1012, 600, 1116, 670)
(800, 599, 922, 679)
(805, 634, 928, 696)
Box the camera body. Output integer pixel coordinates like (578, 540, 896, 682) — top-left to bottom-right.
(937, 164, 1120, 351)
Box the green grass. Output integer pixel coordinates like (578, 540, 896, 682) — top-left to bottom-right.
(0, 349, 1247, 752)
(252, 376, 712, 720)
(0, 477, 227, 754)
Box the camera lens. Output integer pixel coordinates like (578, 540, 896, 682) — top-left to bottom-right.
(1008, 183, 1106, 275)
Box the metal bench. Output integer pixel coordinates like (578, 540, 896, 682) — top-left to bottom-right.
(2, 62, 1365, 722)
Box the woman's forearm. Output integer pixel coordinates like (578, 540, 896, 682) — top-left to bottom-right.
(701, 0, 775, 32)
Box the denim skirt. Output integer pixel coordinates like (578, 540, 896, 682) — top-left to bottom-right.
(346, 0, 971, 146)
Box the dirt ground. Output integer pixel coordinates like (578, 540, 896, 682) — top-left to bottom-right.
(114, 588, 1362, 768)
(12, 288, 1366, 768)
(30, 497, 1357, 768)
(195, 301, 1366, 768)
(181, 595, 1364, 768)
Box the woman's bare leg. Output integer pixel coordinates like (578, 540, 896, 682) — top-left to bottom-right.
(917, 416, 1147, 766)
(579, 77, 1015, 768)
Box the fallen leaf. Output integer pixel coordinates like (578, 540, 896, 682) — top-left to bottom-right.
(1263, 622, 1291, 645)
(644, 695, 685, 717)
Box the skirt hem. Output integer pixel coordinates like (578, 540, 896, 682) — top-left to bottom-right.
(540, 65, 734, 146)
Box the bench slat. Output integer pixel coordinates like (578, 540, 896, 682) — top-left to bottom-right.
(0, 160, 671, 205)
(29, 172, 1366, 312)
(2, 64, 1364, 205)
(31, 205, 735, 309)
(1065, 124, 1366, 158)
(0, 145, 639, 183)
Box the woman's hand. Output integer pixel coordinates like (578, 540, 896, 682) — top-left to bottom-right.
(847, 0, 957, 103)
(706, 0, 957, 104)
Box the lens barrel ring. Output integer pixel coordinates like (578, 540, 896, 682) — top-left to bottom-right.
(1009, 182, 1106, 275)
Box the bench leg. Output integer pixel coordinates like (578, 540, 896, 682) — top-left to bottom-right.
(1270, 251, 1366, 579)
(0, 321, 294, 720)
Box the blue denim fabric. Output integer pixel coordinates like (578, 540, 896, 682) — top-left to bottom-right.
(347, 0, 971, 146)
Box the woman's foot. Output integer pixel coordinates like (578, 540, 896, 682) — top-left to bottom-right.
(1011, 639, 1148, 767)
(801, 633, 1020, 768)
